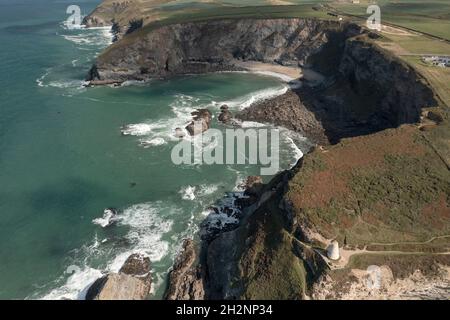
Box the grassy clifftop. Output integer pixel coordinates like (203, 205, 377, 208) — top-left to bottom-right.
(287, 124, 450, 246)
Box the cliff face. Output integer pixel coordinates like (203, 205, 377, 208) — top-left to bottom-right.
(238, 36, 438, 144)
(83, 0, 143, 28)
(338, 38, 436, 128)
(88, 19, 362, 82)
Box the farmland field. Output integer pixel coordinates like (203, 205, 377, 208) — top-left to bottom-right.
(332, 0, 450, 40)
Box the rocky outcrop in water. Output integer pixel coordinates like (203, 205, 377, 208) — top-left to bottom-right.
(218, 105, 233, 124)
(186, 109, 212, 136)
(86, 254, 151, 300)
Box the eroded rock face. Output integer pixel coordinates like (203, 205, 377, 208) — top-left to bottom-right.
(88, 19, 362, 82)
(165, 239, 205, 300)
(338, 38, 437, 127)
(86, 253, 151, 300)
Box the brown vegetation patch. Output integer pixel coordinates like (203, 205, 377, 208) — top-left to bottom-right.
(421, 193, 450, 229)
(287, 124, 450, 245)
(291, 169, 350, 209)
(321, 125, 425, 170)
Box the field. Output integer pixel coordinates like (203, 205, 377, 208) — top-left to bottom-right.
(90, 1, 450, 40)
(332, 0, 450, 40)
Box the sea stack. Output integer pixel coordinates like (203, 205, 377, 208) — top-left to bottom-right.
(218, 105, 233, 124)
(327, 240, 340, 260)
(186, 109, 212, 136)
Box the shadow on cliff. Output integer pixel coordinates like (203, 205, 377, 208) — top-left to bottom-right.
(302, 36, 438, 144)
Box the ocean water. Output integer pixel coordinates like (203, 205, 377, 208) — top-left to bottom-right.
(0, 0, 310, 299)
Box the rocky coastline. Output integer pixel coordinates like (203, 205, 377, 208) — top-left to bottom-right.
(83, 15, 448, 300)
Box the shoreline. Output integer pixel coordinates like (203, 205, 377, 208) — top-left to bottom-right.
(87, 60, 325, 89)
(232, 60, 326, 84)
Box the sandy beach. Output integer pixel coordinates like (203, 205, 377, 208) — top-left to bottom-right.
(233, 60, 325, 84)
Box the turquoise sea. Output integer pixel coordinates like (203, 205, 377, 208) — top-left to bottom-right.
(0, 0, 309, 299)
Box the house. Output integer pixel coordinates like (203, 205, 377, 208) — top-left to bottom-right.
(422, 55, 450, 68)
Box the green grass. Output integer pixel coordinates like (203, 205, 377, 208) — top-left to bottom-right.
(238, 191, 308, 299)
(150, 4, 331, 25)
(101, 4, 335, 58)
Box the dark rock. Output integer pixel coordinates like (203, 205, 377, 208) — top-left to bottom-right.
(85, 276, 108, 300)
(186, 109, 212, 136)
(119, 253, 152, 285)
(218, 109, 233, 124)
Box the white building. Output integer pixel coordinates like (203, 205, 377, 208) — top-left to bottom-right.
(327, 240, 340, 260)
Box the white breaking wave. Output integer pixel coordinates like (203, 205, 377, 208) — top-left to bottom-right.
(92, 209, 117, 228)
(121, 123, 156, 136)
(122, 85, 289, 150)
(40, 235, 104, 300)
(40, 202, 176, 300)
(180, 185, 197, 201)
(109, 202, 174, 265)
(213, 85, 288, 111)
(36, 68, 51, 87)
(140, 137, 167, 148)
(121, 94, 199, 148)
(35, 22, 112, 90)
(240, 121, 268, 128)
(198, 184, 219, 196)
(41, 267, 103, 300)
(179, 184, 219, 201)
